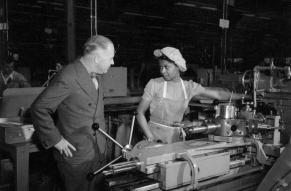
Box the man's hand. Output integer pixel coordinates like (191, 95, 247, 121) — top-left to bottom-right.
(54, 137, 76, 157)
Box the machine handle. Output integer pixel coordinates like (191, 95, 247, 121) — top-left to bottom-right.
(127, 111, 137, 148)
(88, 112, 138, 180)
(87, 155, 123, 180)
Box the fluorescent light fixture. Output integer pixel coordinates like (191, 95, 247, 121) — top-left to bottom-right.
(123, 12, 165, 19)
(257, 16, 271, 20)
(37, 1, 63, 6)
(199, 6, 217, 11)
(147, 26, 175, 30)
(175, 2, 197, 7)
(241, 13, 255, 17)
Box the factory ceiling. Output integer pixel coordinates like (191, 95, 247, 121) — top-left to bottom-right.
(1, 0, 291, 83)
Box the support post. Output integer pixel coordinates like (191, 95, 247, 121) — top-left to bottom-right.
(0, 0, 8, 62)
(66, 0, 75, 62)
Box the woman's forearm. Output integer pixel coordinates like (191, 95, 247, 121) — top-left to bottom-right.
(137, 113, 153, 138)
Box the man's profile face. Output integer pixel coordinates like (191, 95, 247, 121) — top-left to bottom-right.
(93, 43, 115, 74)
(3, 62, 14, 75)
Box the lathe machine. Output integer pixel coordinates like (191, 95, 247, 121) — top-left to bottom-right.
(91, 63, 291, 191)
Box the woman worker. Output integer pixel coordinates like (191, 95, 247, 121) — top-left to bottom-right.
(137, 47, 245, 144)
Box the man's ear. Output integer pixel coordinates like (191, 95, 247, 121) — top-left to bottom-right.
(94, 54, 100, 63)
(93, 50, 101, 63)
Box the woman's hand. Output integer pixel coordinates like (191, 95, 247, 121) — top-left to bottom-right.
(147, 134, 155, 142)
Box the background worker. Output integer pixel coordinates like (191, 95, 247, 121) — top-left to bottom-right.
(0, 58, 30, 97)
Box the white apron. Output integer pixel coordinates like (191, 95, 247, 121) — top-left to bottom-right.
(149, 79, 188, 144)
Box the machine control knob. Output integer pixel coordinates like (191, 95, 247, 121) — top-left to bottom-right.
(92, 123, 99, 131)
(92, 123, 99, 136)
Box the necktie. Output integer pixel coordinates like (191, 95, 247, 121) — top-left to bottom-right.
(90, 73, 99, 90)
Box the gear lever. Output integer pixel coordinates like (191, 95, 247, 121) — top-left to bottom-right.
(87, 110, 137, 180)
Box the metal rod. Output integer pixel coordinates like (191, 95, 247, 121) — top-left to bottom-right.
(90, 0, 93, 36)
(92, 155, 122, 176)
(111, 162, 138, 170)
(5, 0, 9, 43)
(110, 160, 137, 168)
(94, 0, 97, 34)
(253, 70, 257, 109)
(128, 115, 135, 146)
(98, 128, 124, 149)
(188, 126, 208, 134)
(103, 166, 138, 176)
(112, 163, 137, 170)
(187, 124, 220, 134)
(196, 142, 252, 151)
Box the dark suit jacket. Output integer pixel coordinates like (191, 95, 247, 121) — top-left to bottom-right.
(31, 60, 105, 164)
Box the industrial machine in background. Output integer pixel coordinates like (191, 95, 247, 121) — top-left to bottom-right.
(91, 63, 291, 191)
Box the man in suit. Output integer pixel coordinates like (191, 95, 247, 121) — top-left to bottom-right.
(31, 35, 115, 191)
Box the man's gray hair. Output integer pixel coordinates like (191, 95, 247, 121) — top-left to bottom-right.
(83, 35, 113, 55)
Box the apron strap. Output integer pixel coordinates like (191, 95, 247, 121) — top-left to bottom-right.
(163, 79, 188, 100)
(163, 81, 167, 98)
(180, 79, 188, 100)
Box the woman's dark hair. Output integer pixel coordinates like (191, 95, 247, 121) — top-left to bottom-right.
(156, 54, 175, 64)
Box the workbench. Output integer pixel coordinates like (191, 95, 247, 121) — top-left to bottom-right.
(0, 96, 141, 191)
(0, 142, 40, 191)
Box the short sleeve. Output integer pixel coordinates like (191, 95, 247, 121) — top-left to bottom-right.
(188, 80, 205, 97)
(142, 79, 155, 101)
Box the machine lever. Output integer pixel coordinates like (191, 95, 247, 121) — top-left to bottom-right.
(124, 111, 137, 150)
(88, 112, 138, 181)
(87, 155, 123, 180)
(92, 123, 124, 149)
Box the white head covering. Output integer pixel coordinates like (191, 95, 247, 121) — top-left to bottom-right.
(153, 47, 187, 72)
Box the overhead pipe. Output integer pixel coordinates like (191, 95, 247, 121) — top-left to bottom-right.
(90, 0, 97, 36)
(220, 0, 229, 74)
(66, 0, 75, 62)
(94, 0, 97, 34)
(0, 0, 9, 61)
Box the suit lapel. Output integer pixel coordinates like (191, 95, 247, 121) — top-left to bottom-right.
(74, 60, 98, 104)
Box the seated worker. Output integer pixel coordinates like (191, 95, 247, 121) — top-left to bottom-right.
(137, 47, 245, 144)
(0, 58, 30, 96)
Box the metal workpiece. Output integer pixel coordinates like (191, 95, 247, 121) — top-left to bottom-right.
(185, 123, 220, 134)
(102, 166, 138, 176)
(216, 103, 237, 119)
(109, 160, 138, 168)
(108, 160, 142, 172)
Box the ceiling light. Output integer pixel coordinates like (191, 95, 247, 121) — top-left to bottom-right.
(174, 2, 197, 7)
(241, 13, 255, 17)
(199, 6, 217, 11)
(257, 16, 271, 20)
(123, 12, 165, 19)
